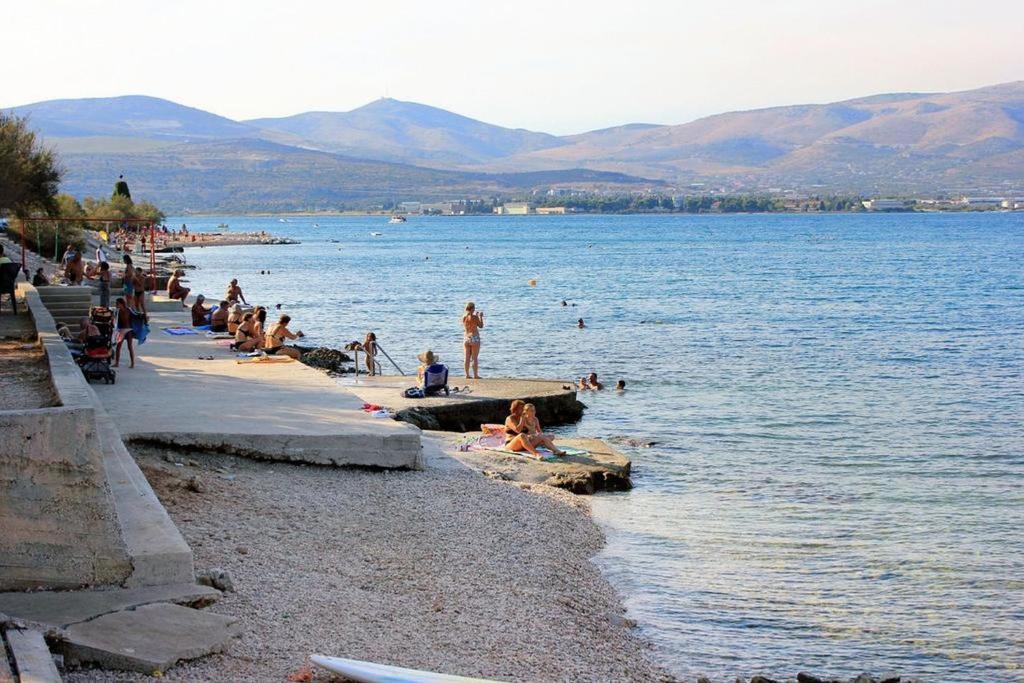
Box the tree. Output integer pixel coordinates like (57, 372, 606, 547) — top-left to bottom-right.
(112, 174, 131, 200)
(0, 113, 62, 217)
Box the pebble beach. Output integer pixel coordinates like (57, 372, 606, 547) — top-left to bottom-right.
(65, 438, 675, 682)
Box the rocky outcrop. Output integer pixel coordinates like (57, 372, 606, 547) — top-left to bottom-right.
(453, 437, 631, 495)
(298, 347, 352, 373)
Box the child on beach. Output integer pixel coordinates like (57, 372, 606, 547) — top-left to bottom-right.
(97, 261, 111, 308)
(363, 332, 378, 376)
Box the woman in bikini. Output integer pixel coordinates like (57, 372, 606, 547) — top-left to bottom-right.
(227, 304, 244, 334)
(121, 255, 135, 300)
(504, 401, 567, 458)
(517, 403, 566, 456)
(263, 314, 304, 359)
(231, 312, 260, 351)
(462, 301, 484, 379)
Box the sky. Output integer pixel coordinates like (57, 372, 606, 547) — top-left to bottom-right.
(4, 0, 1023, 135)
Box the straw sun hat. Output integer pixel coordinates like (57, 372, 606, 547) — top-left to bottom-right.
(417, 350, 439, 364)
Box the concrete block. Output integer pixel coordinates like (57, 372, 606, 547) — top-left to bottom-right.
(5, 629, 61, 683)
(0, 583, 221, 628)
(61, 603, 239, 674)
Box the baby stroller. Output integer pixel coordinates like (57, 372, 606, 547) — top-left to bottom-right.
(76, 306, 116, 384)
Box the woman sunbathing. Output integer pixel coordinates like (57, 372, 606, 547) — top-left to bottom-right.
(231, 312, 260, 351)
(227, 304, 244, 334)
(504, 400, 566, 457)
(262, 314, 304, 359)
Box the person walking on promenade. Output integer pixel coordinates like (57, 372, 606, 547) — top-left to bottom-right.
(462, 301, 484, 379)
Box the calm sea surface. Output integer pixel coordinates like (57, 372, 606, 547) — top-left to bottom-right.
(170, 213, 1023, 682)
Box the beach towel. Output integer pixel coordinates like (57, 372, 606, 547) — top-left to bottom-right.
(130, 312, 149, 345)
(205, 331, 233, 339)
(193, 324, 212, 331)
(459, 429, 587, 461)
(235, 355, 294, 364)
(163, 327, 197, 335)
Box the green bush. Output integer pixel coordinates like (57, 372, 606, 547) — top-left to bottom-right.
(6, 219, 85, 259)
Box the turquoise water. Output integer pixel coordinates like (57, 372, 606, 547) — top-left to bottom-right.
(171, 213, 1023, 682)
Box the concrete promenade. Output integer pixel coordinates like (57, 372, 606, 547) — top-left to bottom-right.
(91, 310, 422, 469)
(343, 375, 586, 432)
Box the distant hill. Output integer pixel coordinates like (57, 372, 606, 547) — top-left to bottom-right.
(54, 138, 657, 213)
(8, 95, 263, 140)
(8, 82, 1024, 205)
(486, 82, 1024, 192)
(247, 98, 566, 166)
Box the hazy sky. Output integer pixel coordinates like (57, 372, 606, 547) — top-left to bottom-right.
(4, 0, 1023, 134)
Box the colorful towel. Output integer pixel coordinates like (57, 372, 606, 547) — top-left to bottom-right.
(193, 324, 212, 331)
(163, 327, 197, 335)
(235, 355, 294, 364)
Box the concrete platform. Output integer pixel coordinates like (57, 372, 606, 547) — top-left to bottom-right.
(61, 603, 239, 674)
(343, 375, 585, 432)
(92, 310, 422, 469)
(449, 436, 632, 495)
(0, 583, 221, 629)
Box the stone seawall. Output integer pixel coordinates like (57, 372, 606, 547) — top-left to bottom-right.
(0, 287, 132, 590)
(0, 406, 132, 589)
(0, 284, 193, 590)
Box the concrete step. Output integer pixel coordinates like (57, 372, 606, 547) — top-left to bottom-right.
(37, 288, 92, 300)
(4, 629, 62, 683)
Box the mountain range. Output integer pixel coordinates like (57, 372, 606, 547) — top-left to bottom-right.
(8, 81, 1024, 211)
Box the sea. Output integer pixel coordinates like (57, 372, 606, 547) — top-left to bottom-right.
(169, 213, 1023, 682)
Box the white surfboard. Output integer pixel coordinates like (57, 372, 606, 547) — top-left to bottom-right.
(310, 655, 507, 683)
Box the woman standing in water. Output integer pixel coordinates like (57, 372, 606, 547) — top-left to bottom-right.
(462, 301, 484, 379)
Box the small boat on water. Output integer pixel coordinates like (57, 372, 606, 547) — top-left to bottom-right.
(370, 232, 383, 237)
(310, 655, 506, 683)
(216, 222, 229, 230)
(389, 215, 407, 224)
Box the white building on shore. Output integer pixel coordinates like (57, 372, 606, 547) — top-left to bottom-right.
(862, 199, 908, 211)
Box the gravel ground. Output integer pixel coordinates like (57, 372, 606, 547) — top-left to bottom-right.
(0, 310, 57, 410)
(66, 439, 676, 682)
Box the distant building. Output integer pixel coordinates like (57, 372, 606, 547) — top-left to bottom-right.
(958, 197, 1003, 207)
(494, 202, 531, 215)
(398, 201, 422, 214)
(1000, 198, 1024, 209)
(862, 199, 908, 211)
(536, 206, 567, 215)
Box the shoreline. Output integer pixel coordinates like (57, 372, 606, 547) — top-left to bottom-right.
(66, 436, 677, 682)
